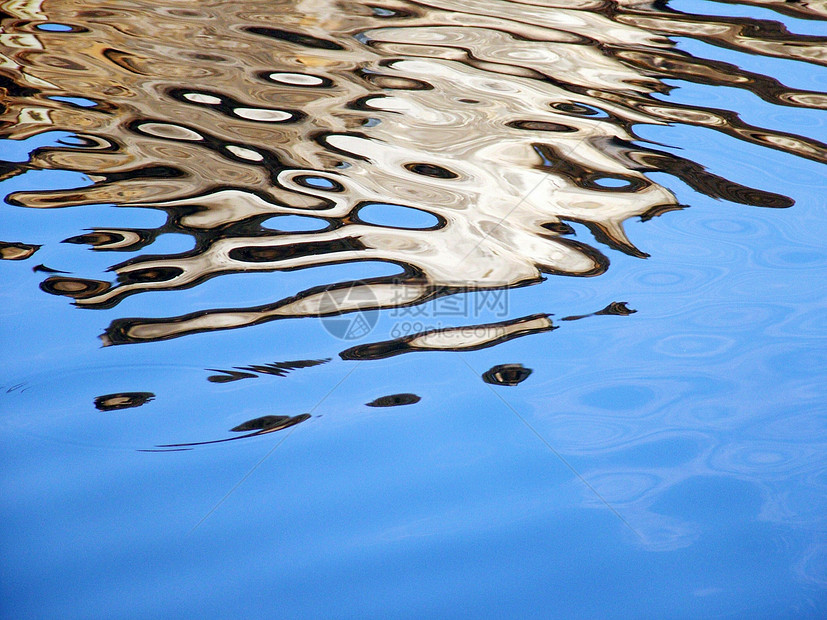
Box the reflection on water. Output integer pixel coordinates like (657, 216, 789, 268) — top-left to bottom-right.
(206, 357, 330, 383)
(2, 0, 823, 351)
(0, 240, 39, 259)
(2, 0, 827, 615)
(340, 312, 557, 359)
(93, 391, 154, 411)
(155, 413, 312, 449)
(482, 363, 532, 386)
(366, 393, 421, 407)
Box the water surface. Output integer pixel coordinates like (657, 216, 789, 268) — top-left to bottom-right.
(1, 0, 826, 617)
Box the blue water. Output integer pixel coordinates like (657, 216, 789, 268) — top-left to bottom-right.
(2, 1, 827, 618)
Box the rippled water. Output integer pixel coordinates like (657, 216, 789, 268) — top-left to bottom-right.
(2, 0, 826, 617)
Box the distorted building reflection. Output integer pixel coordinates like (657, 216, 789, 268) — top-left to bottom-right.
(0, 0, 811, 348)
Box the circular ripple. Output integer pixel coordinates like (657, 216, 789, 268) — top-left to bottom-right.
(544, 415, 636, 451)
(709, 441, 822, 476)
(585, 472, 662, 503)
(653, 334, 734, 358)
(686, 301, 790, 333)
(580, 384, 656, 412)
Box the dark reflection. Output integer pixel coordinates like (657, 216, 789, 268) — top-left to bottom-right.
(63, 229, 155, 251)
(244, 27, 345, 51)
(624, 145, 795, 209)
(403, 163, 458, 179)
(207, 358, 330, 383)
(550, 101, 609, 118)
(562, 302, 637, 321)
(32, 264, 69, 274)
(482, 364, 533, 387)
(0, 0, 821, 350)
(340, 314, 557, 361)
(228, 238, 364, 263)
(230, 415, 309, 433)
(40, 276, 110, 299)
(506, 120, 577, 133)
(0, 242, 39, 260)
(157, 413, 310, 448)
(94, 392, 155, 411)
(117, 266, 183, 285)
(366, 393, 421, 407)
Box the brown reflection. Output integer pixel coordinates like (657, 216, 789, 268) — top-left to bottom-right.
(482, 364, 533, 387)
(94, 391, 154, 411)
(63, 228, 154, 251)
(0, 241, 39, 260)
(40, 275, 110, 299)
(0, 0, 821, 348)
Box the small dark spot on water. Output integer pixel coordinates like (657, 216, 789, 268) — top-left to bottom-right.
(366, 393, 421, 407)
(482, 364, 533, 386)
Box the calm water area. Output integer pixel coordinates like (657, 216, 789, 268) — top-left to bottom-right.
(1, 0, 826, 617)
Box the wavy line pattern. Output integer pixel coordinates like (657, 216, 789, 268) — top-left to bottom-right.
(2, 0, 823, 351)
